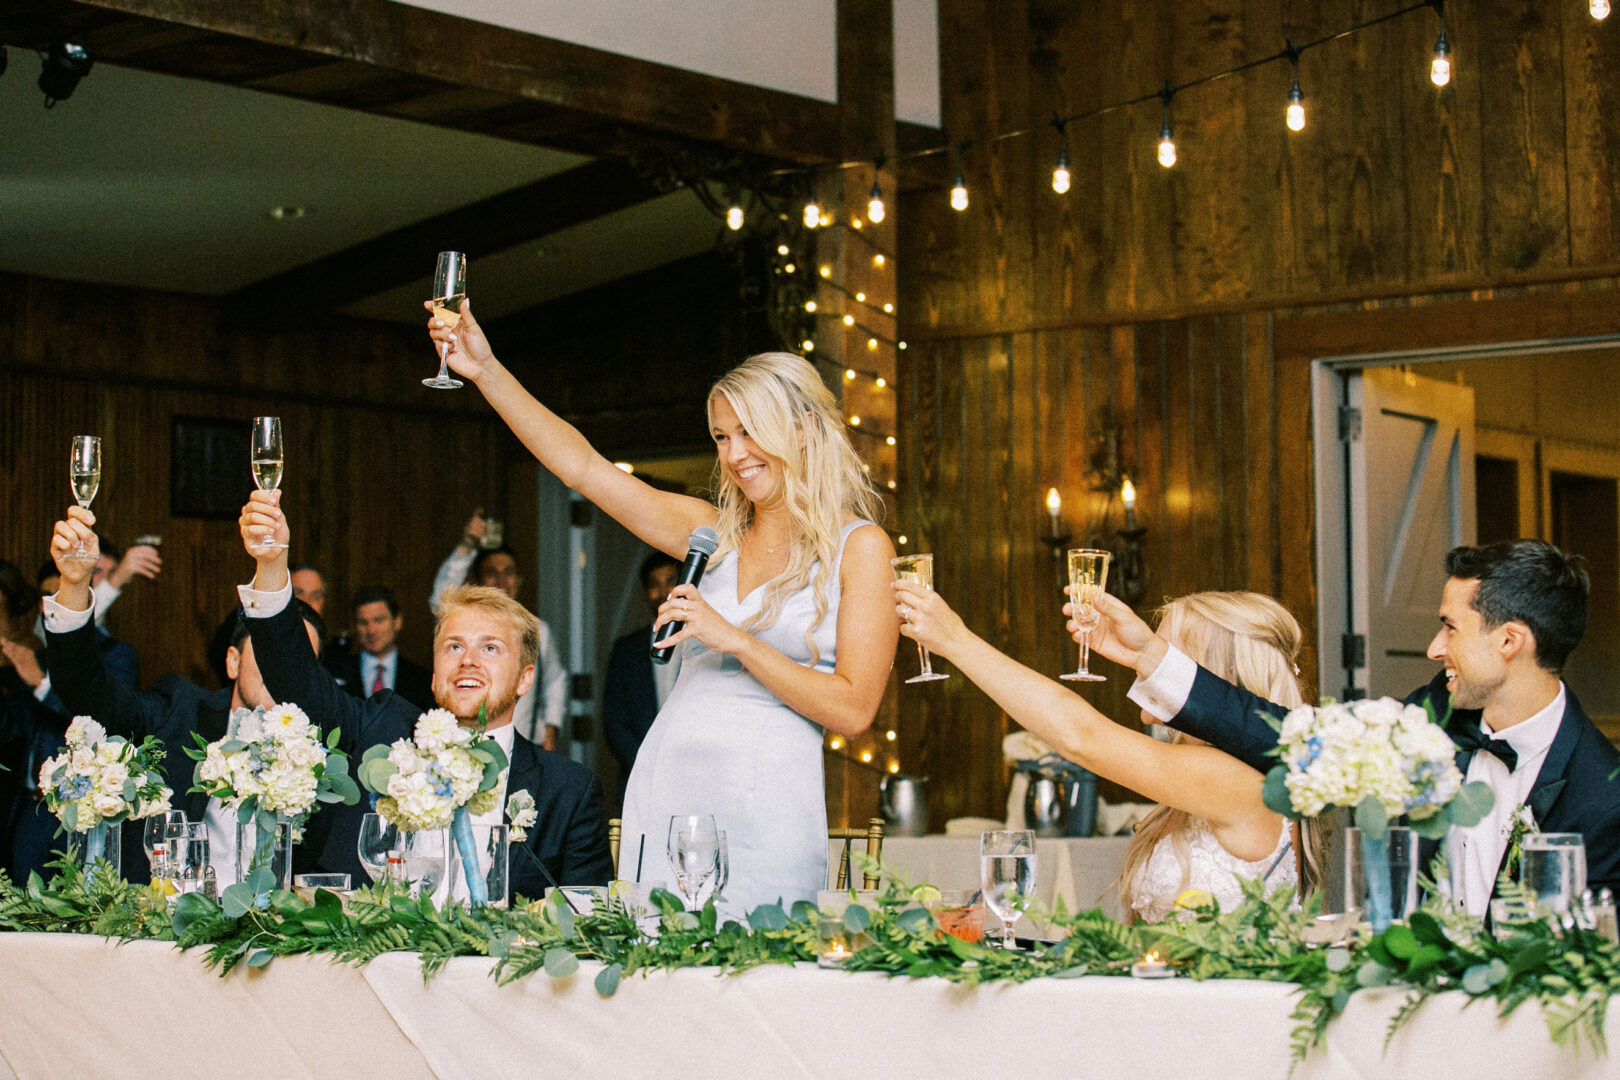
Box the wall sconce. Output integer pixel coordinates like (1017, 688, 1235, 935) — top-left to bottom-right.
(1040, 488, 1072, 560)
(1116, 477, 1146, 604)
(1041, 458, 1147, 604)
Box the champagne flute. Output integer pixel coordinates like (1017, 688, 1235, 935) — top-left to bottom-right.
(66, 436, 101, 562)
(249, 417, 289, 551)
(980, 829, 1038, 949)
(425, 251, 467, 390)
(891, 554, 949, 683)
(1060, 548, 1111, 682)
(666, 814, 720, 910)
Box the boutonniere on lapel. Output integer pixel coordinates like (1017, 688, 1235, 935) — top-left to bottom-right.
(506, 789, 538, 844)
(1503, 803, 1539, 878)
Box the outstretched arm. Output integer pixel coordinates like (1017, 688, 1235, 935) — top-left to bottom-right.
(427, 301, 713, 558)
(893, 579, 1277, 845)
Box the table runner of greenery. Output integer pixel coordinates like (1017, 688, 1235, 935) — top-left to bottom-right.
(1, 861, 1615, 1069)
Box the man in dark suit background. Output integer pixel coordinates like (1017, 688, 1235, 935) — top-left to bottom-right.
(328, 584, 434, 713)
(602, 551, 680, 810)
(39, 506, 354, 884)
(1089, 539, 1620, 914)
(239, 490, 613, 897)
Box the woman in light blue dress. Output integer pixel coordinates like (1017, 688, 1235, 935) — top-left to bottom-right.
(426, 305, 900, 913)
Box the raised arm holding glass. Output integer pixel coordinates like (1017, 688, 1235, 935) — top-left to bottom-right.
(425, 302, 899, 914)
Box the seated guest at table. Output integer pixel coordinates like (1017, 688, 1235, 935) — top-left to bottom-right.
(602, 551, 682, 809)
(0, 560, 72, 881)
(39, 508, 342, 885)
(327, 585, 434, 713)
(240, 491, 613, 895)
(1089, 540, 1620, 913)
(891, 583, 1317, 921)
(430, 511, 568, 752)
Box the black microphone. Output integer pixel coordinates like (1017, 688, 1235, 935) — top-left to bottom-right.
(652, 526, 720, 664)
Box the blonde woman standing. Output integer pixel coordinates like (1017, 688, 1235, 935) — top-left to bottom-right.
(428, 305, 898, 913)
(890, 584, 1317, 921)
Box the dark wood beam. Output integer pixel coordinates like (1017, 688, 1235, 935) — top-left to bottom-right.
(0, 0, 945, 167)
(223, 158, 664, 320)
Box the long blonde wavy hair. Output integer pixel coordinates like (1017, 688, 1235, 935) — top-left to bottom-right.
(706, 352, 884, 665)
(1115, 591, 1324, 920)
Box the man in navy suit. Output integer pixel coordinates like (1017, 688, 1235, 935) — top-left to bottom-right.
(40, 507, 349, 884)
(1088, 539, 1620, 914)
(327, 585, 434, 713)
(602, 552, 680, 809)
(239, 490, 613, 898)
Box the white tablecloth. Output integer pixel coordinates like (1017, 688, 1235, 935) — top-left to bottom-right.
(0, 934, 1613, 1080)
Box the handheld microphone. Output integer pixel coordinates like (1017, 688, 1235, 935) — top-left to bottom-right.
(652, 526, 720, 664)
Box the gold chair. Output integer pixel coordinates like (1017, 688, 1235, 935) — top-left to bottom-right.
(608, 818, 622, 870)
(829, 817, 885, 890)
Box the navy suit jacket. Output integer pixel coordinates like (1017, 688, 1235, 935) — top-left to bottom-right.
(602, 626, 657, 805)
(1173, 664, 1620, 895)
(248, 601, 613, 897)
(327, 650, 434, 714)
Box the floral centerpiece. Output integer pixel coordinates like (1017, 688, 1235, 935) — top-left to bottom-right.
(357, 708, 509, 906)
(37, 716, 172, 876)
(186, 703, 359, 912)
(1262, 697, 1495, 929)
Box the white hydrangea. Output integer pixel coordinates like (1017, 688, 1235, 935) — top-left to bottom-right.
(1278, 697, 1464, 822)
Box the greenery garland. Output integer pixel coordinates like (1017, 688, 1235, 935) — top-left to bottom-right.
(1, 861, 1615, 1068)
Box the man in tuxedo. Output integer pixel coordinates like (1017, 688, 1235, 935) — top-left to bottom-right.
(39, 507, 358, 885)
(328, 585, 433, 713)
(239, 490, 613, 897)
(1089, 539, 1620, 914)
(602, 552, 680, 808)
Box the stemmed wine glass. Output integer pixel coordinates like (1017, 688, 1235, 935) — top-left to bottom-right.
(425, 251, 467, 390)
(249, 417, 288, 551)
(394, 830, 448, 900)
(357, 813, 400, 885)
(666, 814, 720, 910)
(65, 436, 101, 562)
(980, 829, 1038, 949)
(1060, 548, 1111, 682)
(891, 554, 949, 683)
(143, 810, 187, 883)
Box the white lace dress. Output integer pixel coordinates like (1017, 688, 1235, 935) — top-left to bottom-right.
(1127, 816, 1297, 923)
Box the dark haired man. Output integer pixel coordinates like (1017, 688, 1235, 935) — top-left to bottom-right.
(329, 585, 433, 712)
(1090, 539, 1620, 912)
(602, 551, 682, 808)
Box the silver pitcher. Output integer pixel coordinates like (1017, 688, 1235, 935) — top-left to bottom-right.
(879, 774, 929, 837)
(1024, 776, 1068, 837)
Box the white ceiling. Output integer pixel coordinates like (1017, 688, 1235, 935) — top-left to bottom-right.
(0, 60, 724, 320)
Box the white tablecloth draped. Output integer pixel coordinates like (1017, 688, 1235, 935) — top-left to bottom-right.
(0, 933, 1613, 1080)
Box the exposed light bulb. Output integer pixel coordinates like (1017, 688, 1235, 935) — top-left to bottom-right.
(802, 339, 815, 352)
(851, 217, 863, 229)
(897, 535, 908, 546)
(1594, 0, 1611, 19)
(860, 750, 873, 763)
(885, 730, 897, 741)
(855, 291, 866, 302)
(850, 415, 862, 426)
(898, 341, 907, 350)
(804, 200, 821, 228)
(805, 300, 817, 312)
(843, 314, 855, 326)
(777, 244, 790, 256)
(886, 436, 896, 446)
(867, 338, 879, 351)
(1431, 28, 1451, 87)
(819, 265, 832, 278)
(845, 369, 857, 380)
(726, 204, 744, 230)
(883, 302, 894, 313)
(950, 170, 969, 211)
(887, 761, 900, 773)
(875, 377, 886, 388)
(1121, 476, 1137, 510)
(886, 479, 896, 489)
(873, 253, 886, 266)
(1286, 81, 1305, 132)
(1158, 121, 1177, 168)
(1052, 162, 1071, 194)
(783, 263, 796, 274)
(867, 179, 886, 224)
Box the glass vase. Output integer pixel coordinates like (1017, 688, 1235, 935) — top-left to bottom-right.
(78, 820, 122, 884)
(447, 814, 509, 909)
(235, 817, 295, 892)
(1344, 826, 1418, 932)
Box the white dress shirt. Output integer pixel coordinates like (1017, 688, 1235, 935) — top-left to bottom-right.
(359, 649, 398, 695)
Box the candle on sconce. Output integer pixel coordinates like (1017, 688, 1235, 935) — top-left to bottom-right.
(1046, 488, 1062, 538)
(1130, 949, 1173, 979)
(1121, 476, 1137, 530)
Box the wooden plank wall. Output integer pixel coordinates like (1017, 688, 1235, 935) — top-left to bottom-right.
(897, 0, 1620, 824)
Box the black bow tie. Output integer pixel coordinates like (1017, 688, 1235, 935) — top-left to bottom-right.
(1449, 722, 1519, 773)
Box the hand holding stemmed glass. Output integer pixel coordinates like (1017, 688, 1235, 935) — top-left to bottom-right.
(666, 814, 721, 910)
(1060, 548, 1111, 682)
(980, 829, 1038, 949)
(891, 554, 949, 683)
(248, 417, 288, 552)
(64, 436, 101, 562)
(423, 251, 467, 389)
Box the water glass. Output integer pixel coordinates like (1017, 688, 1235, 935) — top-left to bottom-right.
(1521, 833, 1587, 915)
(666, 814, 720, 909)
(979, 829, 1037, 948)
(357, 813, 399, 885)
(144, 810, 187, 881)
(395, 829, 449, 900)
(173, 823, 210, 895)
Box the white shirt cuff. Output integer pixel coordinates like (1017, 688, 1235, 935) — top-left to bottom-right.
(238, 579, 293, 618)
(1126, 643, 1199, 724)
(33, 672, 52, 703)
(42, 593, 96, 634)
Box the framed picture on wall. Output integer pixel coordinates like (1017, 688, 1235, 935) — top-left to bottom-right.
(171, 416, 253, 519)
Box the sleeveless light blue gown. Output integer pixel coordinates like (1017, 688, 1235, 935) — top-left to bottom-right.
(618, 521, 870, 916)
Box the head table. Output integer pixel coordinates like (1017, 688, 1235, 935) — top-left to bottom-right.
(0, 932, 1609, 1080)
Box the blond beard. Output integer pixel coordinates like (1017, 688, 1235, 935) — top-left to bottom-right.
(439, 686, 519, 727)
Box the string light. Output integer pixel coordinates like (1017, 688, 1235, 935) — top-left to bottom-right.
(819, 265, 832, 278)
(783, 263, 796, 274)
(843, 314, 855, 326)
(887, 480, 896, 490)
(873, 254, 886, 267)
(849, 415, 862, 426)
(950, 168, 969, 211)
(887, 761, 900, 773)
(897, 535, 908, 546)
(1595, 0, 1612, 19)
(829, 737, 844, 750)
(855, 292, 866, 302)
(1051, 120, 1071, 194)
(851, 216, 863, 229)
(845, 369, 857, 380)
(860, 750, 873, 763)
(875, 377, 886, 388)
(886, 436, 896, 446)
(1430, 4, 1452, 88)
(805, 300, 817, 312)
(777, 244, 790, 256)
(885, 730, 897, 741)
(803, 198, 822, 228)
(1285, 45, 1305, 132)
(802, 339, 815, 351)
(1157, 83, 1177, 167)
(726, 201, 744, 231)
(867, 156, 886, 224)
(867, 338, 879, 350)
(883, 303, 894, 313)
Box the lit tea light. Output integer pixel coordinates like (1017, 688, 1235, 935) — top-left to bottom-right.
(1131, 950, 1174, 979)
(818, 939, 854, 969)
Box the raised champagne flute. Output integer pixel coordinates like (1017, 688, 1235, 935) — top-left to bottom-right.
(891, 553, 949, 683)
(249, 417, 288, 551)
(1060, 548, 1111, 682)
(66, 435, 101, 562)
(425, 250, 467, 390)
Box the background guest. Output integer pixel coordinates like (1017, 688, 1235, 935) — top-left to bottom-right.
(328, 585, 433, 713)
(0, 560, 70, 881)
(601, 551, 681, 810)
(87, 537, 162, 629)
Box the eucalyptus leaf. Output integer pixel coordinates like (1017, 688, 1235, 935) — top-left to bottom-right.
(895, 907, 933, 933)
(246, 948, 274, 969)
(1262, 766, 1297, 818)
(1051, 964, 1089, 979)
(236, 801, 256, 825)
(789, 900, 817, 924)
(749, 903, 788, 932)
(326, 727, 341, 749)
(122, 779, 137, 802)
(1325, 948, 1353, 974)
(1383, 924, 1419, 960)
(1445, 781, 1496, 828)
(1462, 963, 1494, 995)
(595, 961, 624, 997)
(61, 802, 77, 833)
(841, 904, 871, 933)
(1354, 796, 1389, 840)
(220, 882, 255, 919)
(1356, 960, 1391, 988)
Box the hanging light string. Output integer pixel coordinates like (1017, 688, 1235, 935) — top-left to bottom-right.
(768, 0, 1442, 191)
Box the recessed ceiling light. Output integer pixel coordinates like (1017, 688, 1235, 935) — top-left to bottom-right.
(268, 206, 305, 221)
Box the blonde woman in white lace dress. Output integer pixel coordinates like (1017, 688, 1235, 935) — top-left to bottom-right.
(890, 587, 1319, 921)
